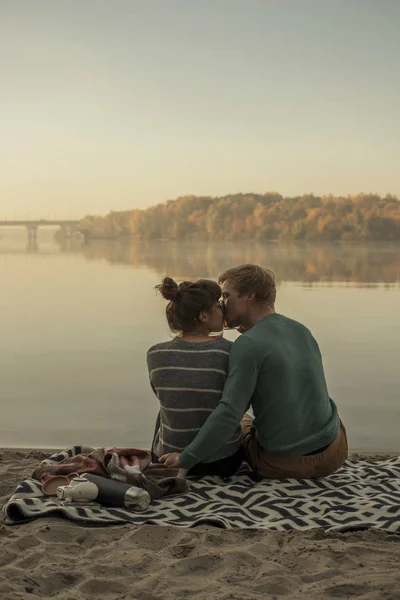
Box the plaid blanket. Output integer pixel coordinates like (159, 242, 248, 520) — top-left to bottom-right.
(3, 447, 400, 533)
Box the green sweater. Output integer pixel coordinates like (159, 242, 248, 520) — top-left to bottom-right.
(180, 313, 339, 470)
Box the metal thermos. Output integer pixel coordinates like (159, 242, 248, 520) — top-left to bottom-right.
(56, 474, 150, 511)
(84, 473, 150, 510)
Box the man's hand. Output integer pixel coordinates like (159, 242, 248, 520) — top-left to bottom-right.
(158, 452, 183, 468)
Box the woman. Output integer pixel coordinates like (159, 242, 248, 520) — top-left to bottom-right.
(147, 277, 243, 477)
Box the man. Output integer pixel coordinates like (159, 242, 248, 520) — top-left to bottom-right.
(160, 264, 348, 479)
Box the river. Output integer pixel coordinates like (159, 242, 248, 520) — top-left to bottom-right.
(1, 229, 399, 452)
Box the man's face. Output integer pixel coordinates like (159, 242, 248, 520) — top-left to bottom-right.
(221, 281, 249, 328)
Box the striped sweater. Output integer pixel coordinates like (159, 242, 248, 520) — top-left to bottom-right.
(147, 337, 242, 463)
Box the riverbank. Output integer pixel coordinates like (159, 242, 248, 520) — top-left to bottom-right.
(1, 448, 399, 599)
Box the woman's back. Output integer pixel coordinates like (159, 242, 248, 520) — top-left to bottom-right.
(147, 336, 242, 463)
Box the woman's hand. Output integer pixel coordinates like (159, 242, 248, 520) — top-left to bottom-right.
(158, 452, 183, 468)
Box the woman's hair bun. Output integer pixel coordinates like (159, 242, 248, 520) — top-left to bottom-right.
(156, 277, 179, 301)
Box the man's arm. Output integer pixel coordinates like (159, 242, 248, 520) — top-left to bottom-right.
(177, 335, 260, 470)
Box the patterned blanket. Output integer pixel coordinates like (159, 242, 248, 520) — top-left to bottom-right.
(3, 447, 400, 533)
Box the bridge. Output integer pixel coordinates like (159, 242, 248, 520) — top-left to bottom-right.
(0, 219, 81, 240)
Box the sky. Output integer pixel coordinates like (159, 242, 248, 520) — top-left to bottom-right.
(0, 0, 399, 219)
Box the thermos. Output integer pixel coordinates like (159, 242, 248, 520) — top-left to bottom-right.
(56, 473, 150, 511)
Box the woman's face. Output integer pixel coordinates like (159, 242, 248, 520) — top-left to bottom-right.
(200, 300, 224, 333)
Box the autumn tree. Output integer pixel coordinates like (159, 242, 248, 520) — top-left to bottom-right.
(80, 193, 400, 242)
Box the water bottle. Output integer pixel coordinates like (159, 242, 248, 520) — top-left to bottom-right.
(84, 473, 150, 511)
(57, 474, 150, 511)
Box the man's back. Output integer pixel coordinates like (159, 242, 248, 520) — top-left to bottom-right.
(176, 264, 346, 478)
(242, 313, 339, 456)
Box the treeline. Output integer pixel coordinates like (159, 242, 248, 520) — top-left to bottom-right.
(80, 193, 400, 241)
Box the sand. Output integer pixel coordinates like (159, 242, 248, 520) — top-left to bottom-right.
(1, 449, 399, 600)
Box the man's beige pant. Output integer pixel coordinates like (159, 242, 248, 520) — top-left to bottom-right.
(241, 414, 348, 479)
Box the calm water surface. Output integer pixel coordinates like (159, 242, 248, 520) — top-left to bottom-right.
(1, 230, 399, 452)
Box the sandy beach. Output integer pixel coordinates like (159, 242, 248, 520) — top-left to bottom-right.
(1, 449, 399, 600)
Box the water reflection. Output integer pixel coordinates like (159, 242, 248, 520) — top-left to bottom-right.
(79, 240, 400, 286)
(26, 237, 38, 253)
(1, 232, 399, 285)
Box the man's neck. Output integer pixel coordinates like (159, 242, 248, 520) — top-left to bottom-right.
(244, 306, 275, 330)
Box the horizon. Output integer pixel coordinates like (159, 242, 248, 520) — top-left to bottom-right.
(1, 0, 399, 219)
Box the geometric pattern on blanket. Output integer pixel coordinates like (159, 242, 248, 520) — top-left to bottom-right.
(3, 447, 400, 533)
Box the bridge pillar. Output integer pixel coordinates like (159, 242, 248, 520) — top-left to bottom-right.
(27, 225, 38, 242)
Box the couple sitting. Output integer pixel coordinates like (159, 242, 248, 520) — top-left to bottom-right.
(147, 264, 348, 479)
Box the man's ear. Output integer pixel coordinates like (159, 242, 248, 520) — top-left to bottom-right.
(246, 292, 256, 303)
